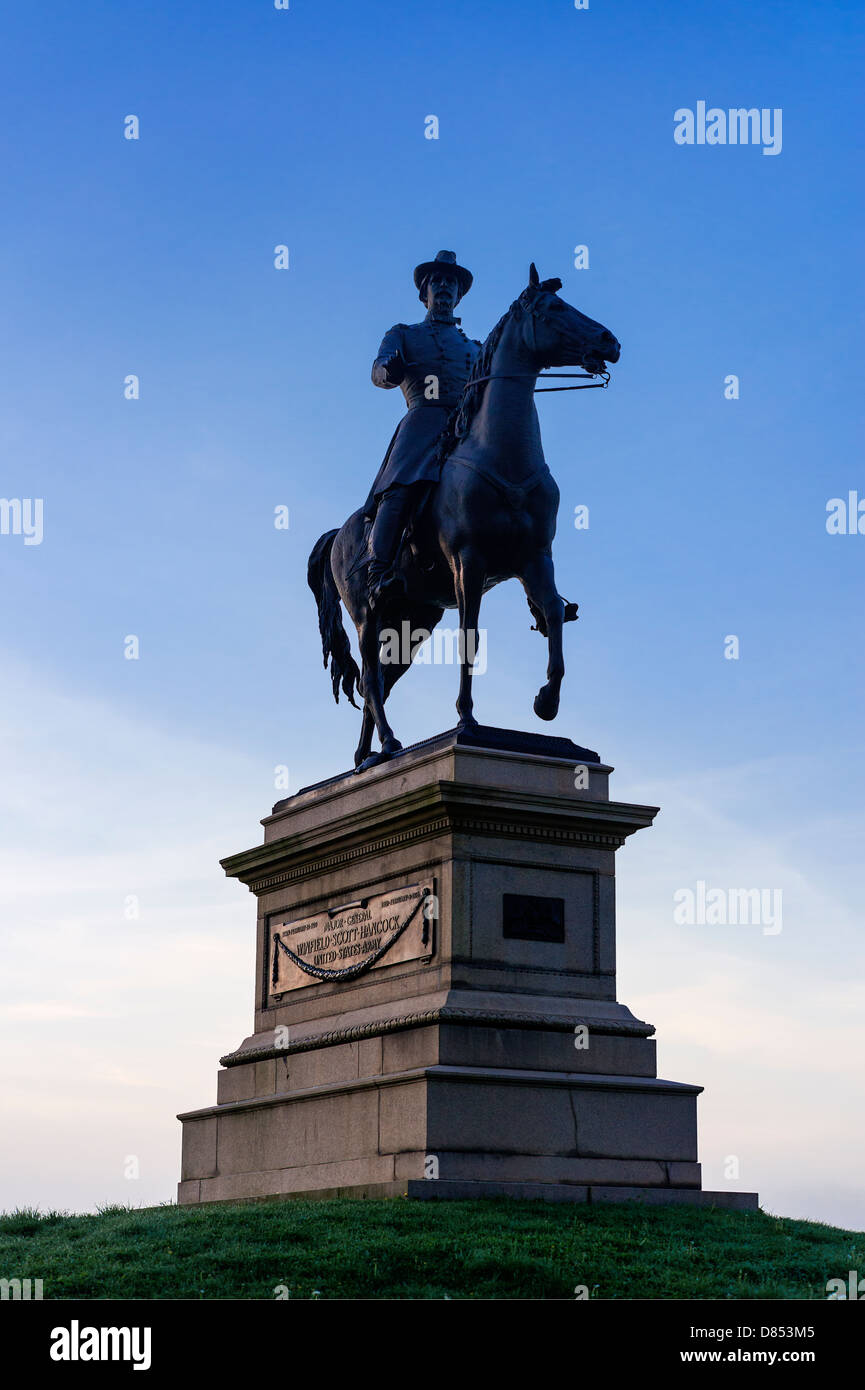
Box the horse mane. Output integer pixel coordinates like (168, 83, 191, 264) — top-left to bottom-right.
(436, 297, 523, 465)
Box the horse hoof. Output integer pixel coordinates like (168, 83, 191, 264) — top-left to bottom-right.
(354, 752, 387, 773)
(456, 717, 479, 734)
(354, 739, 403, 774)
(533, 689, 560, 721)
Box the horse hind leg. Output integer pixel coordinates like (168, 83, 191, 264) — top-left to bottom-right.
(351, 601, 449, 771)
(352, 646, 415, 770)
(521, 554, 566, 721)
(353, 615, 403, 772)
(354, 701, 374, 769)
(353, 602, 445, 771)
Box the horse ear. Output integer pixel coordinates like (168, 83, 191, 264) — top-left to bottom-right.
(528, 262, 539, 288)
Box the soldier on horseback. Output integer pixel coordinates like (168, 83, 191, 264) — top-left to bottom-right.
(363, 250, 481, 611)
(309, 260, 620, 770)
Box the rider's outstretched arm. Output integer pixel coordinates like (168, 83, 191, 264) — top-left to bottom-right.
(371, 325, 406, 389)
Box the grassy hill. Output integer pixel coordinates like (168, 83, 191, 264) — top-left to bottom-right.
(1, 1198, 862, 1300)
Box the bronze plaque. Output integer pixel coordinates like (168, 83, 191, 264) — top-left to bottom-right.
(502, 893, 565, 943)
(270, 881, 435, 995)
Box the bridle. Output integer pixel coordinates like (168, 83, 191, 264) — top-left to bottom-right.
(466, 292, 612, 394)
(444, 292, 611, 508)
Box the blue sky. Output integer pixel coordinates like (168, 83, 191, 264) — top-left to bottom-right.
(1, 1, 863, 1228)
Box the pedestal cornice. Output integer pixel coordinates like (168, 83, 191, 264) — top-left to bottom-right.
(221, 779, 659, 895)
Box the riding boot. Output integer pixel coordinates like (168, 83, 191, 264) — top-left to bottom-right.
(367, 486, 411, 609)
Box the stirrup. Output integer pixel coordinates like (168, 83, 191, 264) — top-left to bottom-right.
(369, 569, 406, 612)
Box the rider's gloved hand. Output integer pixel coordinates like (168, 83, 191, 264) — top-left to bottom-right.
(373, 350, 405, 388)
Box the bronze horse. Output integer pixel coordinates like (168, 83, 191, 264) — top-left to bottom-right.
(308, 265, 620, 771)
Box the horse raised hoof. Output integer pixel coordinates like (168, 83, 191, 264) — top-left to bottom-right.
(563, 601, 579, 623)
(533, 685, 560, 721)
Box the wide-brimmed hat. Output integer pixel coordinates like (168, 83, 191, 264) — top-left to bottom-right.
(413, 249, 473, 302)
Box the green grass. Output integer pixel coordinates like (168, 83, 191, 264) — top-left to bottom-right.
(0, 1199, 861, 1300)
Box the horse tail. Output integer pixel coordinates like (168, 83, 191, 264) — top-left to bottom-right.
(307, 530, 361, 709)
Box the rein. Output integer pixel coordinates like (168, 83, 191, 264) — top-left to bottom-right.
(468, 369, 610, 393)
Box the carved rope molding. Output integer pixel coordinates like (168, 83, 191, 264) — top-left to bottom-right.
(219, 1005, 655, 1067)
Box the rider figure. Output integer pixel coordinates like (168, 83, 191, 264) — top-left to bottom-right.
(363, 250, 480, 611)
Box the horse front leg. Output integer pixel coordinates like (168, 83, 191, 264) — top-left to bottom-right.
(522, 553, 565, 721)
(453, 548, 485, 731)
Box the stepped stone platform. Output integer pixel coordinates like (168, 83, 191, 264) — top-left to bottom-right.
(177, 726, 758, 1212)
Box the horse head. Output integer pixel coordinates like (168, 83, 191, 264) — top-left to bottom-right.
(518, 262, 620, 376)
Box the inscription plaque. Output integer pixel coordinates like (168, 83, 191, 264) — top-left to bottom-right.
(502, 893, 565, 943)
(270, 880, 435, 995)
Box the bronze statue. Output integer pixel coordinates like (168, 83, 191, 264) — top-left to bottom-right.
(308, 261, 620, 771)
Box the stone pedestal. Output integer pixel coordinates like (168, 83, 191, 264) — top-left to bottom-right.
(177, 726, 757, 1210)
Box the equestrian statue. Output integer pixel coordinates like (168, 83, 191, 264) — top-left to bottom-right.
(308, 250, 620, 772)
